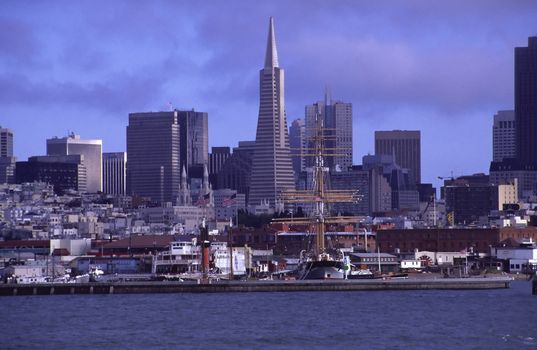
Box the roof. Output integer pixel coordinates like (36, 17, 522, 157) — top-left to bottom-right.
(350, 252, 397, 258)
(0, 240, 49, 248)
(102, 235, 175, 249)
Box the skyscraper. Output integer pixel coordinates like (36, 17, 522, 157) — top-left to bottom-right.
(208, 146, 231, 189)
(305, 94, 353, 172)
(16, 155, 87, 194)
(177, 109, 208, 173)
(47, 133, 102, 192)
(248, 17, 295, 208)
(515, 36, 537, 166)
(375, 130, 421, 185)
(289, 118, 306, 182)
(127, 112, 180, 204)
(103, 152, 127, 196)
(492, 110, 516, 162)
(0, 126, 15, 184)
(0, 126, 13, 157)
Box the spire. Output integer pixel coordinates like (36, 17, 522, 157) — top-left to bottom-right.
(264, 17, 279, 69)
(181, 166, 187, 189)
(324, 86, 332, 106)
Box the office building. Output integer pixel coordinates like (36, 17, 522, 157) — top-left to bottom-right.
(47, 133, 102, 192)
(218, 141, 255, 204)
(103, 152, 127, 196)
(16, 155, 87, 194)
(208, 146, 231, 189)
(330, 166, 370, 216)
(0, 126, 15, 184)
(305, 94, 353, 172)
(0, 126, 13, 158)
(248, 17, 295, 208)
(444, 174, 498, 225)
(515, 36, 537, 166)
(177, 109, 208, 172)
(289, 118, 306, 183)
(375, 130, 421, 185)
(363, 154, 419, 212)
(127, 112, 180, 204)
(492, 110, 516, 162)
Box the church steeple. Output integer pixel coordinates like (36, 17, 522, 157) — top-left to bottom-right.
(264, 17, 279, 69)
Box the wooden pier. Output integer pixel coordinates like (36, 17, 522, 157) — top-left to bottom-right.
(0, 277, 512, 296)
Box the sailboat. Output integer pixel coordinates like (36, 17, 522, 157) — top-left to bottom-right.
(273, 108, 360, 279)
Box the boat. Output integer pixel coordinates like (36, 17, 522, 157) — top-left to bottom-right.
(348, 268, 375, 279)
(275, 109, 360, 280)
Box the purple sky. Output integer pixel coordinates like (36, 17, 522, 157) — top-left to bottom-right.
(1, 1, 537, 188)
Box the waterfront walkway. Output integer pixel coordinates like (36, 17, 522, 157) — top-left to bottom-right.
(0, 276, 512, 296)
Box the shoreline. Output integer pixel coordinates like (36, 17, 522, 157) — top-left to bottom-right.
(0, 276, 513, 296)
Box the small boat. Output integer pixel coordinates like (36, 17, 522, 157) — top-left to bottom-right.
(348, 269, 375, 279)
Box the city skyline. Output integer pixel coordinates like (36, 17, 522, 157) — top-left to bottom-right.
(1, 1, 537, 188)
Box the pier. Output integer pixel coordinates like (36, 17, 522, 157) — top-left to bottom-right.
(0, 277, 512, 296)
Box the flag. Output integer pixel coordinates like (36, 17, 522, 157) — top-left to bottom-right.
(196, 193, 210, 206)
(223, 193, 237, 207)
(447, 211, 455, 226)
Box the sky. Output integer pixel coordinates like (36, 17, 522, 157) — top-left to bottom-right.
(1, 1, 537, 189)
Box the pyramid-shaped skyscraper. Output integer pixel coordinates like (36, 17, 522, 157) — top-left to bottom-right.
(248, 17, 295, 208)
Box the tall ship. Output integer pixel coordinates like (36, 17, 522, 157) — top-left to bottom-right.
(274, 109, 360, 279)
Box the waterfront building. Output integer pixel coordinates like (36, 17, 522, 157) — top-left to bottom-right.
(127, 111, 180, 204)
(248, 17, 295, 208)
(103, 152, 127, 196)
(492, 110, 516, 162)
(375, 130, 421, 185)
(218, 141, 255, 204)
(15, 155, 87, 193)
(515, 36, 537, 167)
(47, 133, 102, 192)
(305, 95, 353, 172)
(377, 227, 537, 255)
(289, 118, 306, 184)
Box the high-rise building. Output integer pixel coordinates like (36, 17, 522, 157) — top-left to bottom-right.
(218, 141, 255, 204)
(47, 133, 102, 192)
(289, 118, 306, 182)
(0, 126, 13, 158)
(444, 174, 498, 225)
(492, 110, 516, 162)
(103, 152, 127, 196)
(16, 155, 87, 194)
(177, 109, 208, 172)
(248, 17, 295, 208)
(330, 166, 370, 216)
(305, 94, 353, 172)
(208, 146, 231, 189)
(127, 112, 180, 204)
(515, 36, 537, 166)
(375, 130, 421, 185)
(0, 126, 15, 184)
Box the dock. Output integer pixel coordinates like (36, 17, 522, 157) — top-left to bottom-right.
(0, 277, 512, 296)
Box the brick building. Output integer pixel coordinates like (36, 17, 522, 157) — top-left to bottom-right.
(377, 227, 537, 254)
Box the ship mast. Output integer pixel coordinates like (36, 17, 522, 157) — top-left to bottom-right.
(274, 109, 361, 260)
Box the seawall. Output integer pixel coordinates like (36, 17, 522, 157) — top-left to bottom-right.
(0, 277, 512, 296)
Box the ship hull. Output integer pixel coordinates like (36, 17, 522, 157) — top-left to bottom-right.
(298, 260, 345, 280)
